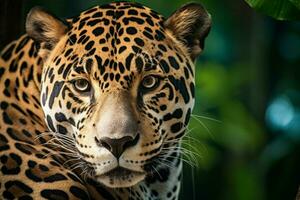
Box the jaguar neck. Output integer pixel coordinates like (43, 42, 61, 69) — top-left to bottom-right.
(136, 157, 182, 200)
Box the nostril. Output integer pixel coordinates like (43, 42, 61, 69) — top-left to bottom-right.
(123, 133, 140, 150)
(100, 140, 112, 151)
(95, 137, 112, 151)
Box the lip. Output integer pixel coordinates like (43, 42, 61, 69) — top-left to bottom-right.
(97, 167, 144, 179)
(95, 167, 146, 188)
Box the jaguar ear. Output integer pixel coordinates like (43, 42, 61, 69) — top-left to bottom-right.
(164, 3, 211, 61)
(26, 6, 69, 59)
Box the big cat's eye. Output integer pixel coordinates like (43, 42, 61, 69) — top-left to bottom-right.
(141, 75, 160, 90)
(72, 79, 91, 93)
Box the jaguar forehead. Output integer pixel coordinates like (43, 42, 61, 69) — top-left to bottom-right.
(59, 5, 166, 69)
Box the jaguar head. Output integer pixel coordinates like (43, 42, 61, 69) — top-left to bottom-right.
(26, 2, 211, 188)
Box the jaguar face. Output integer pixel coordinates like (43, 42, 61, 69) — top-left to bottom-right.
(26, 2, 211, 188)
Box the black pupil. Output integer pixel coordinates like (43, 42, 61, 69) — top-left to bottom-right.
(77, 79, 87, 89)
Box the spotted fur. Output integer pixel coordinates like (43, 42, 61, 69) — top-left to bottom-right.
(0, 2, 211, 199)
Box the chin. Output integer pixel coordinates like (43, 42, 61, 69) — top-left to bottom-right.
(95, 167, 146, 188)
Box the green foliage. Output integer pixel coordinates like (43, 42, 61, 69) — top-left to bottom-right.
(244, 0, 300, 20)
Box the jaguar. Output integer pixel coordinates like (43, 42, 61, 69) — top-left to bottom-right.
(0, 1, 211, 199)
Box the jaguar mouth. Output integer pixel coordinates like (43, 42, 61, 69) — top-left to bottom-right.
(104, 167, 135, 177)
(96, 167, 145, 188)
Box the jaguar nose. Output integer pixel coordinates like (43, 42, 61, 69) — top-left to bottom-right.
(95, 134, 140, 159)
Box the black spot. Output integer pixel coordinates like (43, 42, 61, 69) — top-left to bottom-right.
(64, 49, 72, 57)
(48, 81, 64, 109)
(67, 172, 84, 184)
(135, 57, 144, 72)
(70, 186, 89, 199)
(167, 192, 172, 198)
(69, 34, 77, 44)
(115, 10, 125, 19)
(9, 59, 19, 72)
(0, 67, 5, 79)
(118, 46, 126, 54)
(55, 112, 68, 122)
(22, 129, 32, 137)
(150, 190, 158, 197)
(85, 41, 94, 51)
(0, 133, 9, 151)
(143, 30, 154, 40)
(160, 105, 167, 111)
(0, 101, 9, 109)
(125, 53, 134, 70)
(190, 82, 195, 98)
(170, 122, 183, 133)
(185, 108, 191, 126)
(41, 189, 69, 200)
(158, 44, 167, 52)
(39, 164, 49, 171)
(25, 168, 42, 182)
(159, 59, 170, 73)
(63, 63, 73, 79)
(163, 109, 183, 121)
(3, 112, 13, 125)
(118, 62, 125, 73)
(44, 173, 68, 182)
(126, 27, 137, 35)
(184, 67, 190, 79)
(155, 29, 165, 41)
(15, 143, 34, 155)
(22, 92, 29, 104)
(11, 103, 27, 116)
(7, 128, 33, 144)
(20, 61, 28, 75)
(1, 43, 15, 61)
(1, 153, 21, 175)
(128, 9, 138, 15)
(16, 36, 30, 52)
(124, 17, 144, 25)
(85, 58, 93, 73)
(92, 12, 103, 18)
(134, 38, 144, 47)
(4, 180, 33, 195)
(57, 125, 68, 135)
(95, 55, 104, 75)
(168, 56, 180, 70)
(87, 19, 101, 26)
(2, 190, 14, 199)
(102, 47, 109, 52)
(168, 76, 190, 104)
(46, 115, 56, 132)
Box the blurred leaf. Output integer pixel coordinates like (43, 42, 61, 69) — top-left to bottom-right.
(290, 0, 300, 10)
(244, 0, 300, 20)
(226, 164, 264, 200)
(218, 101, 265, 154)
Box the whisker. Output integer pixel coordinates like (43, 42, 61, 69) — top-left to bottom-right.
(190, 116, 215, 139)
(191, 114, 221, 123)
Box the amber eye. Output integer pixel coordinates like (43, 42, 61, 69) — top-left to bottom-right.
(141, 75, 159, 90)
(73, 79, 91, 92)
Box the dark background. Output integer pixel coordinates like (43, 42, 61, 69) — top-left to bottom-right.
(1, 0, 300, 199)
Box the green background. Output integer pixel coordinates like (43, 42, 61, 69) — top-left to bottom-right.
(1, 0, 300, 199)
